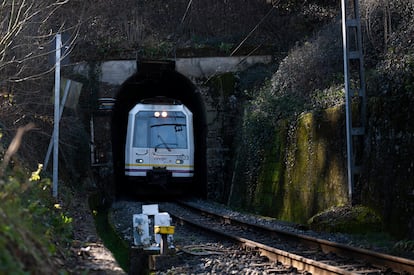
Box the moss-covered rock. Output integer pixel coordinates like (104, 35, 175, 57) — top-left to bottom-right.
(236, 106, 348, 224)
(308, 205, 382, 234)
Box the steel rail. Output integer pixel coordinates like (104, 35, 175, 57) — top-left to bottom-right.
(171, 208, 358, 274)
(175, 200, 414, 274)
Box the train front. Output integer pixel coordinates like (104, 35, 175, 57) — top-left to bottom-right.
(124, 101, 194, 186)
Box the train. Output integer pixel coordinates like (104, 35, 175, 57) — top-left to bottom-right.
(124, 97, 195, 186)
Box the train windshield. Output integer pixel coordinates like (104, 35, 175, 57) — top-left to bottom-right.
(133, 111, 188, 149)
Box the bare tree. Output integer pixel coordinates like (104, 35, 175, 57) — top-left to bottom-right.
(0, 0, 81, 168)
(361, 0, 414, 54)
(0, 0, 77, 83)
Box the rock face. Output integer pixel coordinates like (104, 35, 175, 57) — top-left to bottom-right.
(229, 106, 348, 227)
(228, 97, 414, 238)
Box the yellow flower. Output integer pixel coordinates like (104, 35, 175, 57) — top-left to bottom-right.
(29, 164, 43, 181)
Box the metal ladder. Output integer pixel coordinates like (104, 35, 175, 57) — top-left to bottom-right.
(341, 0, 367, 204)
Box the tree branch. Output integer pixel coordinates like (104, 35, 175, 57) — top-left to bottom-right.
(0, 122, 35, 177)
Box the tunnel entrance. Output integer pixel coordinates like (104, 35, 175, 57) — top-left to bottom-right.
(111, 60, 207, 197)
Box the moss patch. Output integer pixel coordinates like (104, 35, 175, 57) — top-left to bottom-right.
(89, 194, 129, 272)
(253, 119, 287, 216)
(247, 107, 348, 224)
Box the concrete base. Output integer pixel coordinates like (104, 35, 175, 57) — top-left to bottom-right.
(149, 254, 177, 271)
(130, 246, 176, 274)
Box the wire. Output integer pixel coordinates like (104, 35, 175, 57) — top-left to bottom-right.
(180, 0, 193, 25)
(230, 2, 279, 56)
(170, 0, 193, 60)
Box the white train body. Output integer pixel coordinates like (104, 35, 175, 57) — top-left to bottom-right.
(125, 101, 194, 182)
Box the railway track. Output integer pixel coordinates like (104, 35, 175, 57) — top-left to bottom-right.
(160, 200, 414, 275)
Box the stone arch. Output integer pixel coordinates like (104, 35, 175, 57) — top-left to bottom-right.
(111, 61, 207, 197)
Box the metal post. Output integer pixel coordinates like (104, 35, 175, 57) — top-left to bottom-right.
(53, 33, 61, 198)
(341, 0, 353, 203)
(44, 79, 71, 169)
(90, 116, 95, 165)
(341, 0, 366, 204)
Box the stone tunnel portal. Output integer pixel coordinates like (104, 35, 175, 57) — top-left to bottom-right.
(111, 60, 207, 197)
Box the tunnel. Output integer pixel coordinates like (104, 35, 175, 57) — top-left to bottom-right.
(111, 60, 207, 197)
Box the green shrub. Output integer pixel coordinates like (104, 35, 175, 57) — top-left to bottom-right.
(0, 167, 72, 274)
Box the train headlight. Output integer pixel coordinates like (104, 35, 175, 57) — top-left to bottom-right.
(175, 159, 184, 164)
(136, 159, 144, 163)
(154, 111, 168, 118)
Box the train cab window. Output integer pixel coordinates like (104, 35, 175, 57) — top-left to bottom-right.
(133, 113, 149, 148)
(133, 111, 188, 149)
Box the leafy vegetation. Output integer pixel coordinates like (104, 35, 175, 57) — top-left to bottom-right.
(0, 163, 73, 274)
